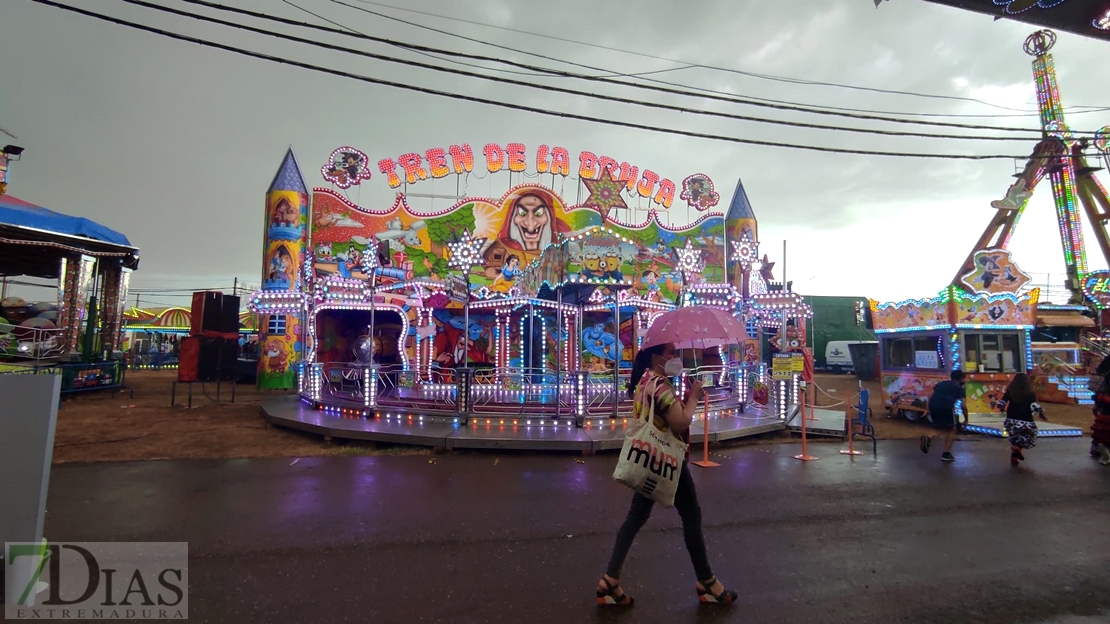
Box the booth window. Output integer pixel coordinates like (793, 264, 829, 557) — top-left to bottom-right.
(267, 315, 287, 335)
(882, 335, 944, 370)
(963, 332, 1022, 373)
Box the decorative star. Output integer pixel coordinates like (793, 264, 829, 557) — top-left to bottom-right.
(581, 173, 628, 221)
(673, 239, 704, 276)
(447, 229, 487, 272)
(730, 233, 760, 270)
(361, 236, 381, 274)
(759, 255, 775, 283)
(990, 179, 1033, 211)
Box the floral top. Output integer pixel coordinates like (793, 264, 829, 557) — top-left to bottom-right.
(634, 370, 688, 444)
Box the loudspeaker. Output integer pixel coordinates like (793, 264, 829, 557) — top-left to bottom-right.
(197, 337, 237, 382)
(191, 291, 224, 335)
(178, 336, 200, 382)
(221, 295, 241, 334)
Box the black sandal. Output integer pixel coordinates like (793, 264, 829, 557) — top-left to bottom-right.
(596, 576, 634, 606)
(919, 435, 932, 454)
(697, 577, 738, 605)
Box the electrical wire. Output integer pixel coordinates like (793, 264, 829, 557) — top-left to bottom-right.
(277, 0, 1110, 121)
(334, 0, 1110, 115)
(175, 0, 1062, 136)
(280, 0, 693, 81)
(35, 0, 1039, 160)
(119, 0, 1066, 142)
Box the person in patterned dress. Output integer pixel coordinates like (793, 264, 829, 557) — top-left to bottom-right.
(998, 373, 1047, 466)
(1090, 378, 1110, 466)
(595, 342, 737, 607)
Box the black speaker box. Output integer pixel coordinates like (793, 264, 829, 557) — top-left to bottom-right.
(197, 337, 238, 382)
(191, 291, 224, 335)
(221, 295, 241, 334)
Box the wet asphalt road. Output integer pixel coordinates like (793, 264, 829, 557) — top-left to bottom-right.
(41, 437, 1110, 624)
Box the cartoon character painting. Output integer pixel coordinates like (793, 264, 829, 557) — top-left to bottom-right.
(680, 174, 720, 211)
(321, 147, 373, 189)
(582, 322, 621, 362)
(270, 196, 299, 228)
(263, 338, 289, 373)
(431, 310, 492, 368)
(959, 249, 1031, 295)
(267, 246, 294, 285)
(483, 187, 573, 275)
(490, 254, 521, 294)
(642, 269, 661, 301)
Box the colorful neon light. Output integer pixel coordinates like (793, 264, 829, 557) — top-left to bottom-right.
(994, 0, 1069, 15)
(1096, 8, 1110, 29)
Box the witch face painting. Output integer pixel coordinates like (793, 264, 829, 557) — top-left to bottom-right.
(482, 187, 572, 275)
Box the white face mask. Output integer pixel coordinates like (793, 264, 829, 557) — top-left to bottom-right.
(663, 357, 683, 377)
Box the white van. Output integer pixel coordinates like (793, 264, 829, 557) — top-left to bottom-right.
(825, 340, 877, 373)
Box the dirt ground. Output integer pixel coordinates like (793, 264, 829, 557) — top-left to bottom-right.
(51, 370, 429, 464)
(49, 371, 1096, 464)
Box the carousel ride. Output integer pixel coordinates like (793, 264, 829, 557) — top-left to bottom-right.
(870, 30, 1110, 438)
(250, 143, 811, 449)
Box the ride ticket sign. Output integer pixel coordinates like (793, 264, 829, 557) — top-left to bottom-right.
(772, 354, 795, 380)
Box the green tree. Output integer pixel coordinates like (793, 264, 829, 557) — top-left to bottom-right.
(635, 221, 660, 247)
(404, 246, 449, 279)
(425, 204, 477, 258)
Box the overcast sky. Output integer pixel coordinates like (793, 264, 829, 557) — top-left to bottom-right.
(2, 0, 1108, 307)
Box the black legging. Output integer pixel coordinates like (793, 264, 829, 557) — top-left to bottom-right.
(605, 461, 714, 581)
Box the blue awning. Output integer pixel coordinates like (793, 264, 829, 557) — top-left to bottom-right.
(0, 194, 133, 247)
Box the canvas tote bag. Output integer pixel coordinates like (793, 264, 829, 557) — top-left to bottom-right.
(612, 375, 687, 507)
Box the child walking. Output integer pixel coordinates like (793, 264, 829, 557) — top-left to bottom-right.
(998, 373, 1047, 465)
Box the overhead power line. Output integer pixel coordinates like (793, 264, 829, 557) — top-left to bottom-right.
(33, 0, 1039, 160)
(286, 0, 1110, 122)
(335, 0, 1110, 115)
(175, 0, 1054, 138)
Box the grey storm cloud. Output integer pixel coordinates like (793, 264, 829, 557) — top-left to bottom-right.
(0, 0, 1107, 300)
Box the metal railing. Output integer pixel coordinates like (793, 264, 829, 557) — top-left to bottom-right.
(303, 361, 773, 420)
(0, 324, 65, 360)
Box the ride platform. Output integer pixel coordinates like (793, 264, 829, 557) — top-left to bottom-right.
(260, 396, 787, 452)
(964, 413, 1084, 438)
(787, 407, 848, 437)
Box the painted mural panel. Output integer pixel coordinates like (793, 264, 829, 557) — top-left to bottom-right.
(881, 372, 948, 408)
(259, 184, 308, 389)
(870, 298, 949, 332)
(953, 292, 1038, 326)
(965, 378, 1009, 413)
(309, 184, 725, 304)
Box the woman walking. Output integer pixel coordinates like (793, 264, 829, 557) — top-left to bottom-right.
(998, 373, 1047, 465)
(595, 342, 737, 607)
(1090, 373, 1110, 465)
(1087, 356, 1110, 465)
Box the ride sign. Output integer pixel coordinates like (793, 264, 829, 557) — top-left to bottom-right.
(1082, 270, 1110, 309)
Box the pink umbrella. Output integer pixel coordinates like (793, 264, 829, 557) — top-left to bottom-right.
(640, 305, 751, 350)
(640, 305, 751, 469)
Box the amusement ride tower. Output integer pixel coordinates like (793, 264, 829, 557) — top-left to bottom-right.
(953, 30, 1110, 307)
